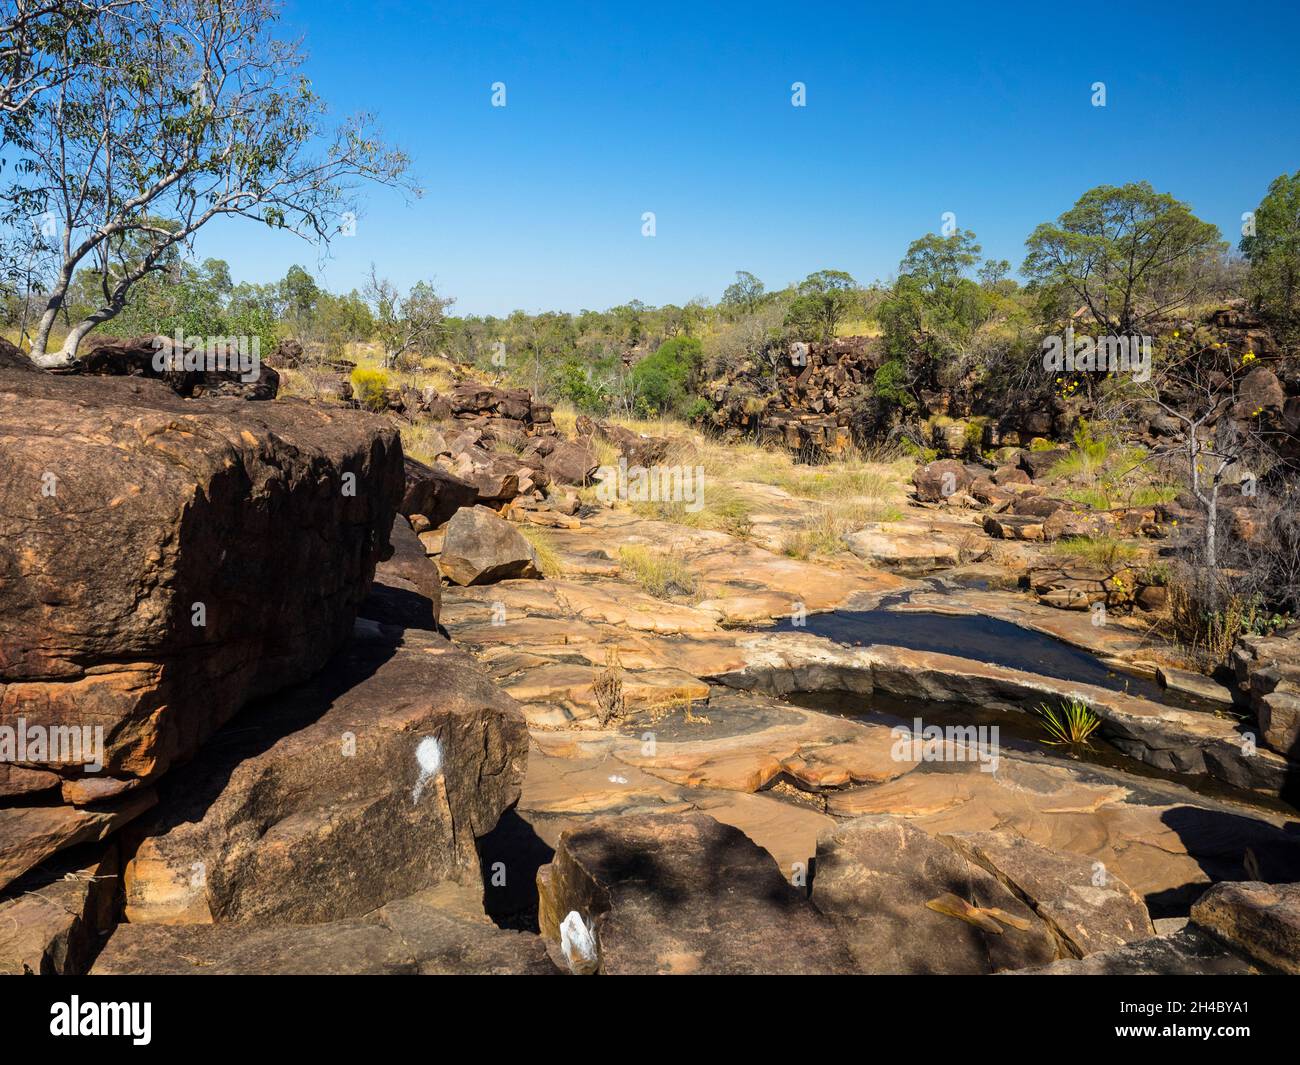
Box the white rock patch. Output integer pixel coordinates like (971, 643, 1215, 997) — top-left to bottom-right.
(411, 736, 443, 803)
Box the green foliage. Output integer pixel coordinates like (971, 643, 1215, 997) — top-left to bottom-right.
(631, 336, 703, 416)
(1241, 171, 1300, 341)
(72, 256, 279, 356)
(876, 231, 993, 402)
(551, 358, 609, 411)
(682, 395, 713, 422)
(720, 270, 766, 318)
(784, 269, 859, 342)
(1022, 182, 1225, 334)
(1034, 698, 1102, 750)
(872, 357, 914, 408)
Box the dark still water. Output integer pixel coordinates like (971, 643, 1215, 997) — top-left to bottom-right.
(773, 609, 1171, 704)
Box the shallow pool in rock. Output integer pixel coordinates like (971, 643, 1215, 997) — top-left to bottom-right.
(773, 608, 1176, 705)
(783, 687, 1297, 817)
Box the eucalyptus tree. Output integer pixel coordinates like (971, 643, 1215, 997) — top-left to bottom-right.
(365, 266, 453, 370)
(19, 0, 415, 366)
(1022, 182, 1224, 336)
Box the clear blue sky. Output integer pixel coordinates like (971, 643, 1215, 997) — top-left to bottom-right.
(197, 0, 1300, 316)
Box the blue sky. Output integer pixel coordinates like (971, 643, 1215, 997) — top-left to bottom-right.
(197, 0, 1300, 316)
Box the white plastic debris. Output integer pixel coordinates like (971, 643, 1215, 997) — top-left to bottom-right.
(607, 773, 628, 784)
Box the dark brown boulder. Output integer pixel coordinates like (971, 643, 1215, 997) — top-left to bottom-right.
(76, 334, 279, 400)
(1019, 448, 1071, 479)
(122, 627, 527, 925)
(542, 439, 599, 486)
(912, 459, 971, 502)
(811, 816, 1058, 974)
(400, 455, 478, 526)
(1191, 880, 1300, 974)
(1010, 494, 1066, 518)
(268, 338, 304, 368)
(992, 464, 1030, 486)
(1233, 366, 1286, 421)
(537, 812, 858, 974)
(0, 370, 402, 802)
(363, 517, 442, 631)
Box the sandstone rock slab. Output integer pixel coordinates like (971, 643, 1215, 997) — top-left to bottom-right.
(536, 812, 857, 974)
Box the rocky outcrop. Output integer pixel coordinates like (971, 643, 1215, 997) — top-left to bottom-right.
(1012, 926, 1260, 975)
(1, 791, 153, 894)
(75, 333, 280, 400)
(1232, 630, 1300, 756)
(811, 816, 1058, 974)
(935, 830, 1155, 957)
(93, 888, 557, 975)
(439, 505, 542, 586)
(712, 630, 1297, 796)
(364, 517, 443, 631)
(122, 624, 527, 925)
(0, 368, 403, 874)
(0, 366, 400, 889)
(1191, 880, 1300, 974)
(703, 336, 882, 456)
(0, 841, 121, 974)
(536, 812, 858, 974)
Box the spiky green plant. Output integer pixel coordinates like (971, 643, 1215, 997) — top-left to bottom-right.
(1034, 698, 1101, 750)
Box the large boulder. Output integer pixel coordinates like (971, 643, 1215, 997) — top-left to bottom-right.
(121, 626, 527, 925)
(542, 439, 598, 486)
(92, 889, 556, 975)
(399, 455, 477, 527)
(76, 333, 280, 400)
(912, 459, 971, 502)
(936, 831, 1154, 957)
(1018, 447, 1071, 480)
(0, 841, 120, 974)
(1232, 366, 1286, 421)
(1191, 880, 1300, 974)
(810, 816, 1058, 974)
(536, 812, 858, 974)
(1, 790, 153, 894)
(439, 505, 541, 586)
(363, 517, 443, 631)
(0, 369, 403, 834)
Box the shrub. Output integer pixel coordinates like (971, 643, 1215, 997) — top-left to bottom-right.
(617, 545, 699, 599)
(1034, 698, 1102, 751)
(350, 367, 389, 412)
(631, 336, 703, 416)
(682, 395, 713, 423)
